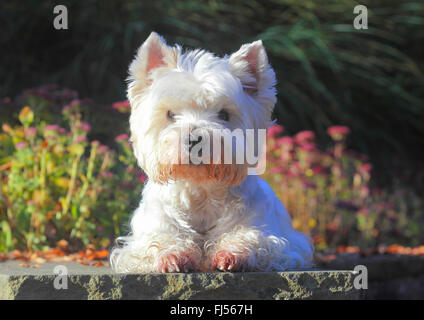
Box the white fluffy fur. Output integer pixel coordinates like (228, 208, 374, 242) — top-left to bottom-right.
(110, 32, 313, 273)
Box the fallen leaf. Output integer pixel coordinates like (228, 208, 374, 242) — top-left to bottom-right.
(57, 239, 69, 249)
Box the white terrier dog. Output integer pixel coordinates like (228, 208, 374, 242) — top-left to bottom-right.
(110, 32, 313, 273)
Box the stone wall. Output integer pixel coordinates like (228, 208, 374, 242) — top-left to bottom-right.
(0, 261, 360, 300)
(3, 254, 420, 300)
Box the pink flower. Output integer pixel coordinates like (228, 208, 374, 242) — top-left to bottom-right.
(327, 126, 350, 136)
(15, 142, 27, 149)
(269, 167, 284, 174)
(121, 181, 134, 188)
(277, 136, 293, 148)
(24, 127, 37, 139)
(327, 126, 350, 141)
(115, 133, 129, 142)
(267, 125, 284, 138)
(312, 166, 325, 175)
(74, 136, 88, 143)
(44, 124, 60, 131)
(359, 186, 370, 198)
(101, 171, 115, 178)
(292, 161, 301, 170)
(357, 209, 369, 216)
(80, 122, 91, 132)
(139, 174, 147, 183)
(357, 163, 372, 172)
(286, 170, 297, 178)
(97, 145, 109, 153)
(294, 130, 314, 145)
(71, 122, 91, 132)
(299, 142, 315, 151)
(112, 100, 131, 112)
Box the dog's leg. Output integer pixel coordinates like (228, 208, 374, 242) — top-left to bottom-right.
(156, 246, 199, 273)
(207, 226, 264, 272)
(207, 225, 310, 272)
(211, 248, 249, 272)
(111, 232, 201, 273)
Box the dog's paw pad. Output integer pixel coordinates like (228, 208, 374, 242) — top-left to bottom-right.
(157, 252, 197, 273)
(212, 250, 245, 272)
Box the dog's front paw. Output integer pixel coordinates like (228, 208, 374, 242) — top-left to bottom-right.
(157, 251, 198, 273)
(212, 250, 247, 272)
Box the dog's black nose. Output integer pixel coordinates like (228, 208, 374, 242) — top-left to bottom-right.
(189, 135, 203, 153)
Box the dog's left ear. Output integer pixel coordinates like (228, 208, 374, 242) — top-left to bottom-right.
(229, 40, 277, 107)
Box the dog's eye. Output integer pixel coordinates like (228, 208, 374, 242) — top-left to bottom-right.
(167, 110, 175, 121)
(218, 109, 229, 121)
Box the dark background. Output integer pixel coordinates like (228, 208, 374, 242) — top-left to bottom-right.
(1, 0, 423, 187)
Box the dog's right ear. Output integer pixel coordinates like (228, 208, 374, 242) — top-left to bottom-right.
(127, 32, 177, 106)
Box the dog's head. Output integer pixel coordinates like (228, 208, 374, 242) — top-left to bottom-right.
(127, 32, 276, 185)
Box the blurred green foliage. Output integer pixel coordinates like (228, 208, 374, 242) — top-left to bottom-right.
(0, 93, 144, 252)
(1, 0, 423, 182)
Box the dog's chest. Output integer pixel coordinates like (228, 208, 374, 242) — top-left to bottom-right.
(171, 185, 228, 235)
(187, 203, 223, 235)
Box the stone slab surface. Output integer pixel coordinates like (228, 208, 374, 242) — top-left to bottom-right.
(0, 261, 360, 300)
